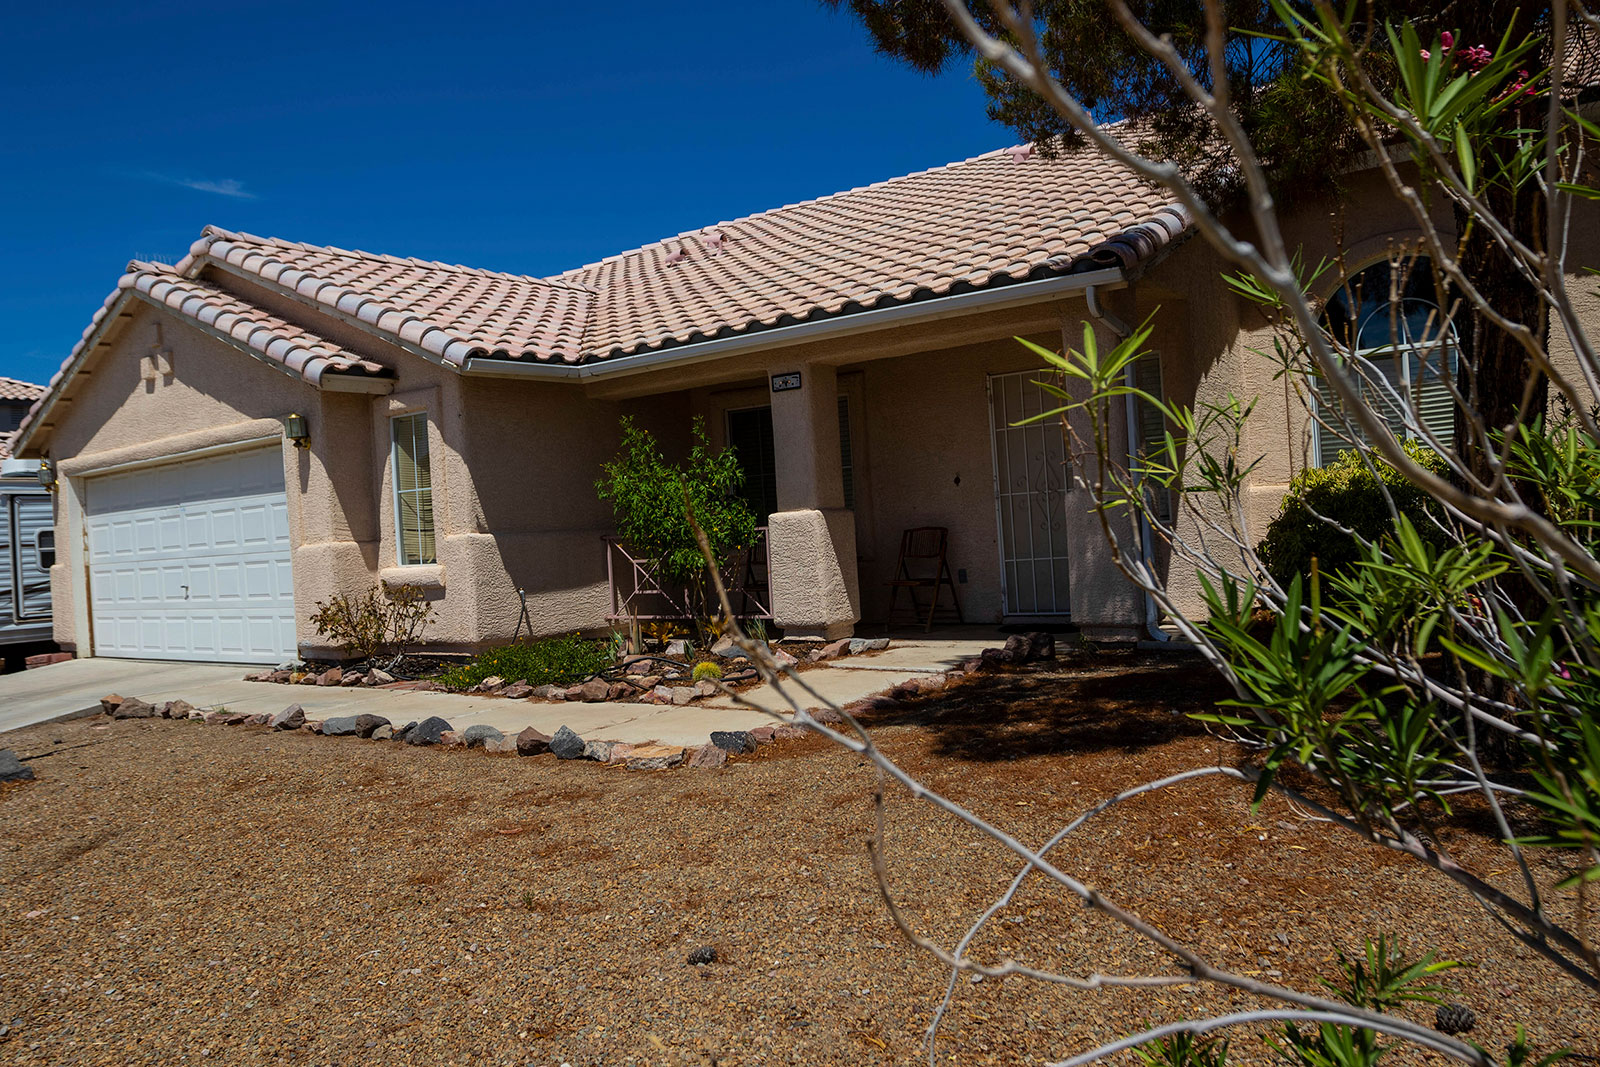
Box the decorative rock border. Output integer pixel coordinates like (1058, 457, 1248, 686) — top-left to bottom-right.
(94, 633, 1054, 775)
(95, 693, 803, 773)
(237, 636, 896, 707)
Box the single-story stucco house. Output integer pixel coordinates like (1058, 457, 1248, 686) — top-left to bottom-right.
(14, 142, 1598, 664)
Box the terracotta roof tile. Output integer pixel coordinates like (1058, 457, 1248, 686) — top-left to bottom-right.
(560, 146, 1184, 359)
(13, 263, 388, 449)
(180, 231, 593, 366)
(20, 142, 1190, 453)
(0, 377, 45, 402)
(179, 145, 1186, 366)
(122, 262, 388, 383)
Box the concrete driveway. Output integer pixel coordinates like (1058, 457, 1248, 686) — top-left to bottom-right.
(0, 632, 998, 746)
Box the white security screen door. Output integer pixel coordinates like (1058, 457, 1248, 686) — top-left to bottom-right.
(988, 369, 1072, 616)
(86, 446, 295, 663)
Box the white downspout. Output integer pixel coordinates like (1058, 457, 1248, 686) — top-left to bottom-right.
(1084, 284, 1169, 643)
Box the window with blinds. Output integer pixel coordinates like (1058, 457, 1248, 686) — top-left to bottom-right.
(391, 413, 436, 565)
(1315, 258, 1459, 467)
(1133, 355, 1172, 522)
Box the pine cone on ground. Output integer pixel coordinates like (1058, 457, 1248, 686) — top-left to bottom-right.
(1436, 1003, 1477, 1035)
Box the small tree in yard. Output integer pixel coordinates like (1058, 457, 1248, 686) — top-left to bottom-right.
(691, 3, 1600, 1066)
(596, 416, 757, 629)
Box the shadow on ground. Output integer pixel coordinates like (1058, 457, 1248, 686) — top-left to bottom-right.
(855, 653, 1235, 763)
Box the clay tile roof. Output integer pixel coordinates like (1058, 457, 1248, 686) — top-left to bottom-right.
(182, 229, 593, 366)
(179, 144, 1186, 366)
(21, 141, 1190, 455)
(12, 263, 390, 451)
(121, 261, 388, 383)
(0, 378, 45, 461)
(0, 377, 46, 402)
(562, 145, 1187, 360)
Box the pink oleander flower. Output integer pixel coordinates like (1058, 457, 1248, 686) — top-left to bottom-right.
(1459, 44, 1493, 70)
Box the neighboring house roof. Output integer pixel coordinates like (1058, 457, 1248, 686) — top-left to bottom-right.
(0, 378, 45, 460)
(0, 377, 46, 402)
(18, 142, 1191, 452)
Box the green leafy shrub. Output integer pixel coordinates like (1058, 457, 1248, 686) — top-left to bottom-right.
(691, 660, 723, 682)
(596, 416, 758, 589)
(1257, 441, 1451, 586)
(434, 634, 612, 690)
(308, 583, 434, 665)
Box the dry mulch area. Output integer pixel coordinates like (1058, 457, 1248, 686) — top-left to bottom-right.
(1, 654, 1596, 1066)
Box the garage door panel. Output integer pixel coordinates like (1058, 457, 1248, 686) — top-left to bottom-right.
(87, 447, 294, 664)
(158, 513, 184, 552)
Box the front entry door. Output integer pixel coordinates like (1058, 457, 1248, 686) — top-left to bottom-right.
(987, 370, 1071, 616)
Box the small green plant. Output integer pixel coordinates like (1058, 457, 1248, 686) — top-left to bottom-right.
(745, 618, 769, 644)
(1137, 1033, 1230, 1067)
(520, 890, 536, 912)
(1257, 441, 1450, 588)
(692, 660, 723, 683)
(435, 634, 612, 691)
(308, 582, 435, 666)
(1319, 934, 1463, 1012)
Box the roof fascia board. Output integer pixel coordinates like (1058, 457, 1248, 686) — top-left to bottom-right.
(12, 290, 141, 457)
(320, 374, 395, 394)
(201, 258, 460, 371)
(461, 266, 1128, 383)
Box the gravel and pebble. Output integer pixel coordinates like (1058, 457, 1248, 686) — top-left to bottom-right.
(0, 656, 1595, 1065)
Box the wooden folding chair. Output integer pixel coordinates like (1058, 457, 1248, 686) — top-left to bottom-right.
(885, 526, 964, 632)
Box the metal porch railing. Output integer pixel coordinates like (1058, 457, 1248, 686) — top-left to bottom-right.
(603, 526, 771, 623)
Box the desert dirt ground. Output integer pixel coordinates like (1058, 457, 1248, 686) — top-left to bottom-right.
(1, 654, 1596, 1067)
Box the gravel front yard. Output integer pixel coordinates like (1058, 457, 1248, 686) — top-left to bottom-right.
(1, 657, 1596, 1066)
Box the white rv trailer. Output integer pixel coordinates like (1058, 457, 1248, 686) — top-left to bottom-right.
(0, 457, 53, 649)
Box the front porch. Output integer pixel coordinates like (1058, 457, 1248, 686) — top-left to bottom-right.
(593, 326, 1152, 643)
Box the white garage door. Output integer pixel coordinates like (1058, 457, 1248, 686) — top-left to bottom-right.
(87, 446, 295, 663)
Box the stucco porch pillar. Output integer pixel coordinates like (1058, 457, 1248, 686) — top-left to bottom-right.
(767, 363, 860, 640)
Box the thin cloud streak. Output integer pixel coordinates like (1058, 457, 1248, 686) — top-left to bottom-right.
(140, 172, 258, 199)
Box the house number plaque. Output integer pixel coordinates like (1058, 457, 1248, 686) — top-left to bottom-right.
(770, 372, 802, 392)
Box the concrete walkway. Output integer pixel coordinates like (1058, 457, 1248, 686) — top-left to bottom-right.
(0, 630, 1002, 747)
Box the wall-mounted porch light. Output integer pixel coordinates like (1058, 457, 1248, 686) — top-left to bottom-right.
(283, 413, 310, 449)
(36, 459, 55, 489)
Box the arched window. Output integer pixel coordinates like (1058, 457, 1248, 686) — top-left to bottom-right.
(1314, 258, 1459, 467)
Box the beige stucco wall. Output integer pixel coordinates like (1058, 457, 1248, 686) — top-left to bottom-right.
(33, 286, 692, 660)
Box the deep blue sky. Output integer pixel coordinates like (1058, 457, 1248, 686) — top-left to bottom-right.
(1, 1, 1009, 387)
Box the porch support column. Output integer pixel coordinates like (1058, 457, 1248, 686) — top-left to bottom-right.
(1062, 304, 1144, 641)
(767, 363, 860, 640)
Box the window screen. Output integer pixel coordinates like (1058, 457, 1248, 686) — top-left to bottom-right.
(391, 414, 436, 565)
